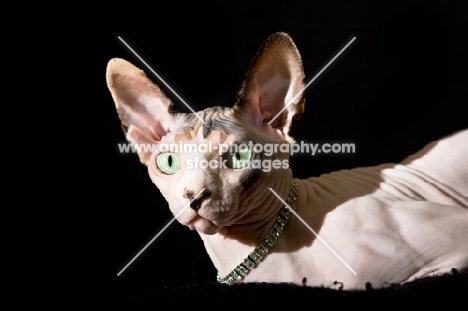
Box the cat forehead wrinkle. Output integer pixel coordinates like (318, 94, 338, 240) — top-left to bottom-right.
(199, 107, 245, 139)
(170, 113, 244, 144)
(172, 113, 197, 131)
(177, 112, 197, 124)
(202, 119, 238, 138)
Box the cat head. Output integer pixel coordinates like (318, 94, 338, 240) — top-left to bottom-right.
(106, 32, 305, 235)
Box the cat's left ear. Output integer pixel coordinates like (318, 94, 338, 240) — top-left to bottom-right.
(235, 32, 305, 135)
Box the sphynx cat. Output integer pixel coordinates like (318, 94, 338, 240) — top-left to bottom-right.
(106, 32, 468, 290)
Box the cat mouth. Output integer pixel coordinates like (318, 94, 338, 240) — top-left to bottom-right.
(188, 215, 221, 227)
(188, 216, 222, 234)
(185, 200, 234, 232)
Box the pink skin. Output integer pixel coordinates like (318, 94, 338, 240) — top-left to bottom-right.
(106, 32, 468, 289)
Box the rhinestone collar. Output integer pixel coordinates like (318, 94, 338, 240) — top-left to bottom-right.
(216, 180, 298, 285)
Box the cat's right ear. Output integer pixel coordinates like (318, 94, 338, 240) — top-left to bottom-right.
(106, 58, 175, 164)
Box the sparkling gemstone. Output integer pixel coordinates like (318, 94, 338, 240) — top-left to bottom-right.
(265, 234, 276, 247)
(274, 223, 283, 233)
(269, 228, 280, 238)
(258, 243, 269, 254)
(243, 258, 255, 268)
(236, 264, 249, 276)
(249, 250, 261, 262)
(277, 217, 286, 226)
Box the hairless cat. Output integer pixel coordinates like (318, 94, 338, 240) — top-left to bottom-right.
(106, 32, 468, 290)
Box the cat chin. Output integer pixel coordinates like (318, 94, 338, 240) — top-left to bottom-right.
(189, 217, 222, 235)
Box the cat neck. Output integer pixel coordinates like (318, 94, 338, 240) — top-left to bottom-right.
(198, 169, 294, 275)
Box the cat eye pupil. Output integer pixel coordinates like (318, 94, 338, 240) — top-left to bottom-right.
(224, 144, 252, 169)
(156, 152, 180, 175)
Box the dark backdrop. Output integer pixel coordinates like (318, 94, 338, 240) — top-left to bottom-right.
(87, 0, 467, 305)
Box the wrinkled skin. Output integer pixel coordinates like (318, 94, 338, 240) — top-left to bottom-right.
(106, 32, 468, 289)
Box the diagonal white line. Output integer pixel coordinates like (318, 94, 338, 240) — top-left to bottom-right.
(118, 36, 206, 124)
(268, 187, 357, 275)
(117, 188, 206, 276)
(268, 37, 356, 125)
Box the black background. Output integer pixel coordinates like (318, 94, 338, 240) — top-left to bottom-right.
(84, 0, 467, 303)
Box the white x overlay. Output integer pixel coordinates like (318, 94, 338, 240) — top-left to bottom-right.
(117, 188, 206, 276)
(268, 37, 356, 125)
(269, 187, 357, 275)
(116, 35, 357, 277)
(118, 36, 206, 124)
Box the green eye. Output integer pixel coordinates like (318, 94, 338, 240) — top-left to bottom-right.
(156, 152, 180, 175)
(225, 145, 252, 169)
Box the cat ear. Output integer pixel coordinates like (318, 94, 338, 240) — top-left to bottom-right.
(106, 58, 175, 164)
(236, 32, 305, 134)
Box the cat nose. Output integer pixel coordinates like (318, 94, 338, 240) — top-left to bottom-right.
(184, 188, 212, 210)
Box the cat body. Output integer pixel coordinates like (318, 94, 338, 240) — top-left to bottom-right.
(106, 32, 468, 289)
